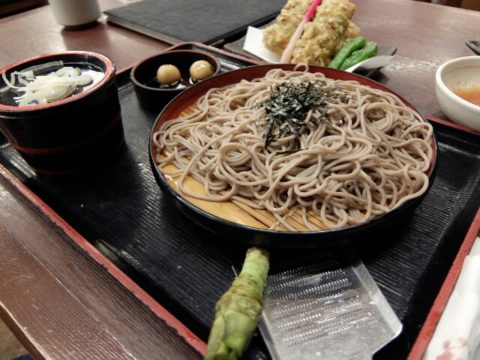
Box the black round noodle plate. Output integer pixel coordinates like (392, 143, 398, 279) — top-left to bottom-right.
(149, 64, 438, 248)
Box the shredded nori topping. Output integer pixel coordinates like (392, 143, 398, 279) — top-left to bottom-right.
(262, 81, 326, 148)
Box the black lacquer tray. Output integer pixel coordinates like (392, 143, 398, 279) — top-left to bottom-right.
(0, 43, 479, 359)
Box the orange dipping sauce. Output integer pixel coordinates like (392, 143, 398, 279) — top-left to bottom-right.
(453, 83, 480, 106)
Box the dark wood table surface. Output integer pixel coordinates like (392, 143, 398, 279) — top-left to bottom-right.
(0, 0, 478, 359)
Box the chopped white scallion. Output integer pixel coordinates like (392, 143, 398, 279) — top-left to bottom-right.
(1, 64, 95, 106)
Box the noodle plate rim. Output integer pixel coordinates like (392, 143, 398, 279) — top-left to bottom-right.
(149, 64, 438, 238)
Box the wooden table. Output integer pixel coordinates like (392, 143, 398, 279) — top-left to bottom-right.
(0, 0, 478, 359)
(0, 0, 167, 71)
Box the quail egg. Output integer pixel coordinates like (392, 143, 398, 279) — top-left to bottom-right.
(156, 64, 181, 86)
(189, 60, 214, 81)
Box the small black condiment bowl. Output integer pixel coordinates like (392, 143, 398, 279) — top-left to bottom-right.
(0, 51, 124, 175)
(130, 50, 220, 113)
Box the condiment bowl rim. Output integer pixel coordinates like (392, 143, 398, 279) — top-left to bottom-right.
(435, 55, 480, 114)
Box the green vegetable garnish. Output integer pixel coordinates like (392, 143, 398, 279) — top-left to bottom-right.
(340, 41, 379, 70)
(328, 36, 367, 70)
(205, 247, 270, 360)
(262, 81, 326, 148)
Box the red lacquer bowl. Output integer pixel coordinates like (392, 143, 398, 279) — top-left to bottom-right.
(149, 65, 438, 248)
(0, 51, 124, 175)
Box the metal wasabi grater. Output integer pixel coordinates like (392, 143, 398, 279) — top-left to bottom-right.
(258, 249, 402, 360)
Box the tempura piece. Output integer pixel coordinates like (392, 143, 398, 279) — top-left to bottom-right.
(291, 0, 356, 66)
(345, 20, 361, 39)
(263, 0, 312, 55)
(336, 20, 361, 52)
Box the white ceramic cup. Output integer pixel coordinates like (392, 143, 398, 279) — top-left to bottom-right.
(49, 0, 101, 27)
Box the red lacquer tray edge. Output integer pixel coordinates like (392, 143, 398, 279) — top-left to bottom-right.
(0, 41, 478, 359)
(0, 163, 207, 356)
(407, 208, 480, 359)
(407, 112, 480, 358)
(427, 114, 480, 137)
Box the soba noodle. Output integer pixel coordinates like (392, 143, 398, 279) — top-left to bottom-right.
(153, 68, 433, 231)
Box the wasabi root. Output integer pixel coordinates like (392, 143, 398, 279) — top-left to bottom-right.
(205, 247, 270, 360)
